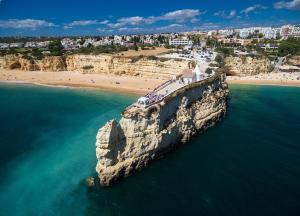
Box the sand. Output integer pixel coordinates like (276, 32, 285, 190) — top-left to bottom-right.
(227, 72, 300, 87)
(1, 69, 300, 96)
(0, 69, 166, 95)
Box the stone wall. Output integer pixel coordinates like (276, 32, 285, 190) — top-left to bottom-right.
(96, 72, 229, 186)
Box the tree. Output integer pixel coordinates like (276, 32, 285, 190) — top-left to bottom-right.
(48, 40, 63, 56)
(278, 38, 300, 57)
(215, 54, 224, 67)
(134, 43, 139, 51)
(216, 47, 233, 57)
(31, 48, 44, 60)
(205, 68, 213, 74)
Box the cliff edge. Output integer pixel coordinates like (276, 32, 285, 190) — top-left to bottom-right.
(96, 72, 229, 186)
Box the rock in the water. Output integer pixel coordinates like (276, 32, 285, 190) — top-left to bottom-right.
(96, 72, 229, 186)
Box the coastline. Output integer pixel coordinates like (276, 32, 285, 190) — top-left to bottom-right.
(227, 72, 300, 87)
(1, 69, 300, 96)
(0, 69, 166, 95)
(227, 79, 300, 87)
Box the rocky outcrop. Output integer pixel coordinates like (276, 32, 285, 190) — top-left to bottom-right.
(0, 55, 39, 71)
(287, 55, 300, 66)
(0, 54, 190, 78)
(96, 72, 228, 186)
(37, 56, 66, 71)
(0, 55, 66, 71)
(225, 56, 273, 76)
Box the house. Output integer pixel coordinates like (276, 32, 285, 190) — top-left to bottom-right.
(0, 43, 9, 49)
(182, 69, 195, 84)
(169, 37, 193, 46)
(9, 42, 24, 48)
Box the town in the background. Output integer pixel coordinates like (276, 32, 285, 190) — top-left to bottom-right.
(1, 24, 299, 74)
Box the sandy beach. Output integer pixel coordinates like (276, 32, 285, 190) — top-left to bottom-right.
(1, 69, 300, 96)
(227, 72, 300, 87)
(0, 69, 167, 95)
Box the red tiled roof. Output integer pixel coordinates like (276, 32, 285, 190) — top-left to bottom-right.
(182, 69, 194, 78)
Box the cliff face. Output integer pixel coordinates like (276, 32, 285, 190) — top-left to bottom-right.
(287, 55, 300, 65)
(0, 55, 66, 71)
(66, 55, 189, 78)
(96, 73, 229, 186)
(225, 56, 273, 76)
(37, 56, 66, 71)
(0, 55, 39, 71)
(0, 54, 190, 78)
(65, 55, 190, 78)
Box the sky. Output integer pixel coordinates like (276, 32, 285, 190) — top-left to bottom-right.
(0, 0, 299, 36)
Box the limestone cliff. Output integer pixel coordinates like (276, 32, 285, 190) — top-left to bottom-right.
(0, 55, 39, 71)
(96, 72, 228, 186)
(0, 54, 190, 78)
(37, 56, 66, 71)
(225, 56, 273, 76)
(287, 55, 300, 66)
(65, 55, 190, 78)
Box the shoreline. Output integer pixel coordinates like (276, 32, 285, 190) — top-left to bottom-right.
(0, 69, 166, 95)
(227, 79, 300, 87)
(0, 79, 149, 95)
(227, 72, 300, 88)
(1, 69, 300, 95)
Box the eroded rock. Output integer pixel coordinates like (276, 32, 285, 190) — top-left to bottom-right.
(96, 73, 229, 186)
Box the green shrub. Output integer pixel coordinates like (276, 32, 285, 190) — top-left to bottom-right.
(82, 65, 94, 70)
(205, 68, 213, 74)
(147, 55, 158, 60)
(278, 38, 300, 57)
(130, 55, 144, 63)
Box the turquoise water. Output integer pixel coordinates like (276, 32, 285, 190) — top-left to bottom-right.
(0, 83, 300, 216)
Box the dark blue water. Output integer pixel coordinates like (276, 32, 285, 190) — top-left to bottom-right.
(0, 83, 300, 216)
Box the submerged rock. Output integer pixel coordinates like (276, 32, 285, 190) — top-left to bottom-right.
(85, 177, 96, 187)
(96, 72, 229, 186)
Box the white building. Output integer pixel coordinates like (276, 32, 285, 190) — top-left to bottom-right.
(239, 29, 251, 38)
(182, 69, 195, 84)
(262, 28, 278, 39)
(143, 36, 155, 45)
(218, 29, 235, 37)
(193, 64, 205, 81)
(9, 43, 24, 48)
(280, 25, 293, 39)
(25, 41, 50, 48)
(24, 42, 37, 48)
(290, 25, 300, 38)
(61, 38, 80, 50)
(182, 65, 205, 84)
(36, 41, 50, 48)
(113, 35, 123, 45)
(169, 37, 193, 46)
(207, 30, 217, 36)
(0, 43, 10, 49)
(238, 27, 279, 39)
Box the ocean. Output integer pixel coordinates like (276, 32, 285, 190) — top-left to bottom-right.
(0, 83, 299, 216)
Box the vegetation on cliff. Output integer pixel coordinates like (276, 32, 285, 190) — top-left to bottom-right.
(278, 38, 300, 57)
